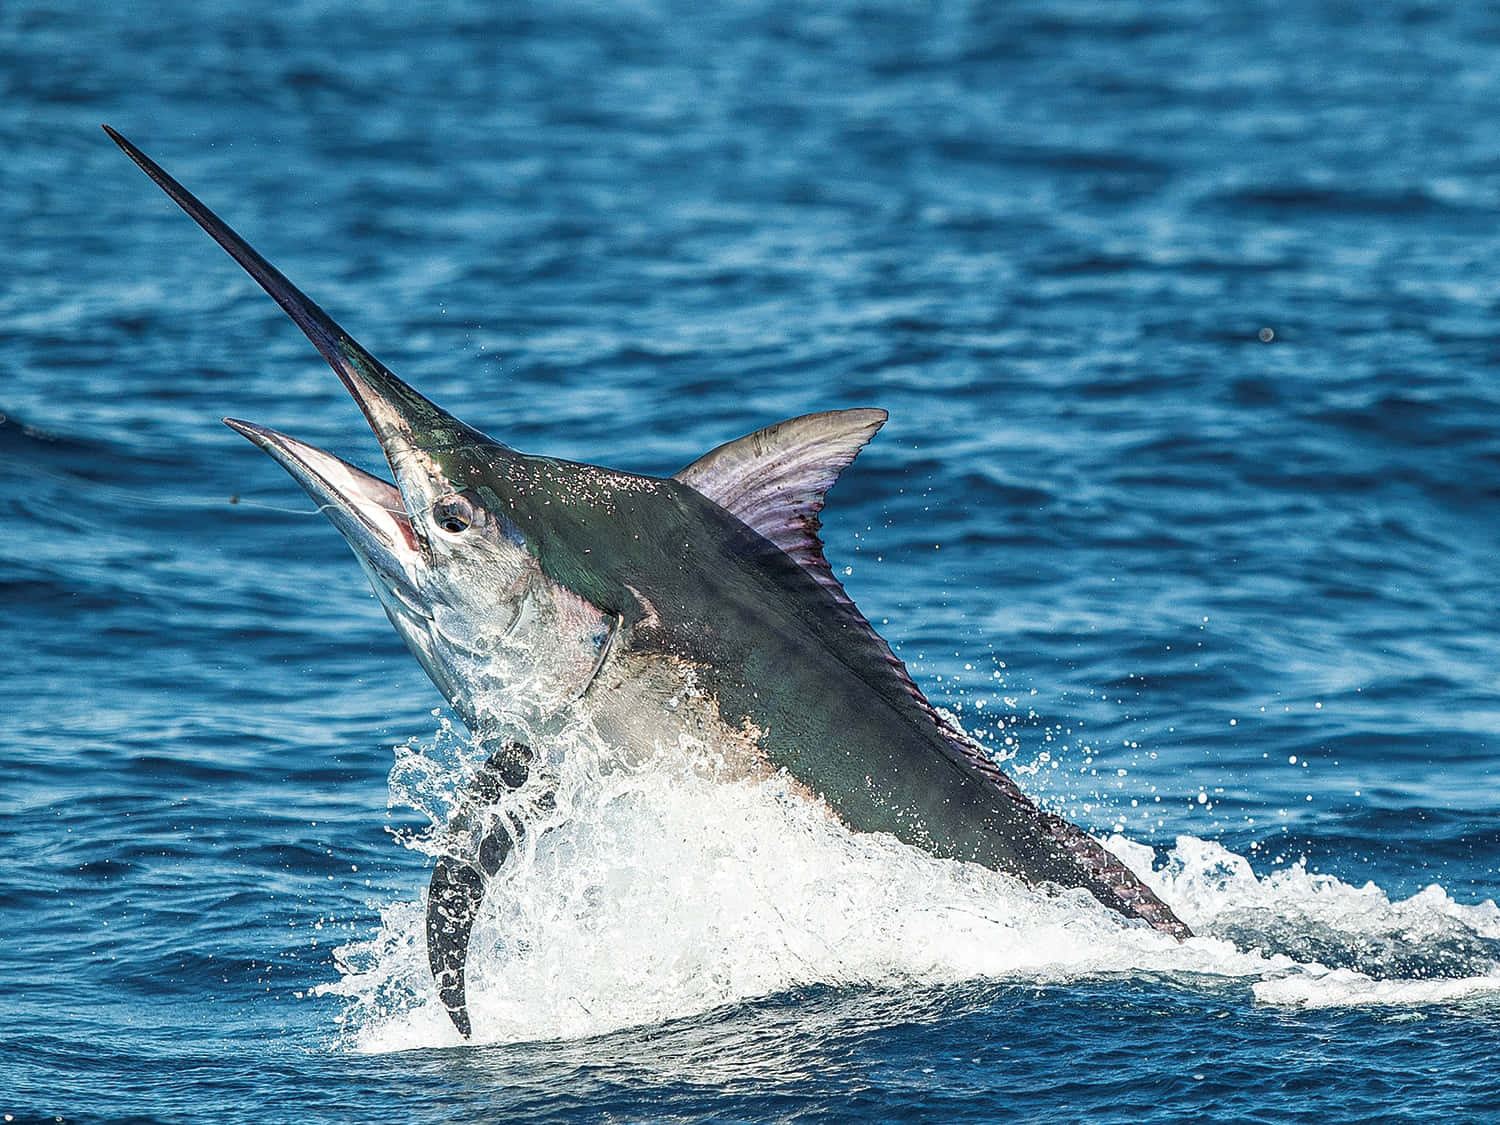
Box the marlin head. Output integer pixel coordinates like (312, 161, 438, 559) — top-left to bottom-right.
(104, 127, 612, 744)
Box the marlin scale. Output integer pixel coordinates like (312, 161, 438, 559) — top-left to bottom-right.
(107, 126, 1192, 1039)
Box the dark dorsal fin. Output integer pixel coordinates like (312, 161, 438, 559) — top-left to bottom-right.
(672, 408, 935, 746)
(674, 406, 923, 715)
(673, 409, 886, 607)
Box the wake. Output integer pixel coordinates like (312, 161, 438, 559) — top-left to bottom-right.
(319, 718, 1500, 1052)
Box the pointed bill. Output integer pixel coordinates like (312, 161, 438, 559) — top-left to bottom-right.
(103, 125, 494, 481)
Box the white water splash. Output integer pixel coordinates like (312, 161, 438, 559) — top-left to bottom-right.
(319, 721, 1500, 1052)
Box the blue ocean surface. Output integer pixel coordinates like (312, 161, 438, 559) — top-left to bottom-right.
(5, 1, 1500, 1120)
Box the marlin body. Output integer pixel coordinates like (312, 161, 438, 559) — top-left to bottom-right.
(108, 127, 1192, 1039)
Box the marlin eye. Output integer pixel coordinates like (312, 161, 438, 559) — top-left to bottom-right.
(432, 494, 475, 534)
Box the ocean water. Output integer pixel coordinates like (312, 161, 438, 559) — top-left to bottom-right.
(5, 0, 1500, 1120)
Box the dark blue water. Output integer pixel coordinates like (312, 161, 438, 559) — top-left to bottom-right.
(6, 1, 1500, 1120)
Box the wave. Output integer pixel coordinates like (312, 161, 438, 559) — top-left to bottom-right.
(320, 719, 1500, 1052)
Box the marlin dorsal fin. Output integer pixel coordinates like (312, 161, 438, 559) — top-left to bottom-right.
(674, 409, 886, 596)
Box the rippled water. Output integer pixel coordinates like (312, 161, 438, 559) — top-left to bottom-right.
(6, 1, 1500, 1121)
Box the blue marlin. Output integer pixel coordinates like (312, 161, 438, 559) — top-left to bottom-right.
(106, 126, 1191, 1038)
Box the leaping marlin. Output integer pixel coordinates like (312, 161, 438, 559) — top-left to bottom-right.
(106, 126, 1191, 1039)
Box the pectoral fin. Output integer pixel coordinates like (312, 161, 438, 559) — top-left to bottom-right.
(424, 743, 537, 1038)
(426, 853, 489, 1038)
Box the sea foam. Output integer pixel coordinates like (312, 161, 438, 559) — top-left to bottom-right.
(320, 719, 1500, 1052)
